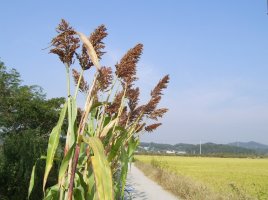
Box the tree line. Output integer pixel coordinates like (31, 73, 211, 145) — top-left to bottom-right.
(138, 142, 268, 157)
(0, 60, 65, 200)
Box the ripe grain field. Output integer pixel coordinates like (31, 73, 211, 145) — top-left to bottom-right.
(135, 155, 268, 199)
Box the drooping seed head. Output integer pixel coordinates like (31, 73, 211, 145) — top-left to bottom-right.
(149, 108, 168, 120)
(151, 75, 169, 98)
(106, 91, 124, 115)
(72, 69, 89, 92)
(50, 19, 80, 66)
(144, 123, 162, 132)
(144, 75, 170, 115)
(115, 44, 143, 86)
(119, 106, 128, 127)
(136, 123, 146, 133)
(126, 87, 140, 112)
(76, 25, 108, 70)
(89, 25, 108, 59)
(97, 66, 113, 91)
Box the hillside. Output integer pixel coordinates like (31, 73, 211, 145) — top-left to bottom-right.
(228, 141, 268, 154)
(138, 142, 265, 156)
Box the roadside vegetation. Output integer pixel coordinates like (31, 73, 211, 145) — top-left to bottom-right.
(135, 155, 268, 200)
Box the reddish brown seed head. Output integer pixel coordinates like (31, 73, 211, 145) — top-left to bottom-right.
(72, 69, 89, 92)
(115, 44, 143, 86)
(97, 66, 113, 91)
(76, 25, 108, 70)
(50, 19, 80, 66)
(145, 123, 162, 132)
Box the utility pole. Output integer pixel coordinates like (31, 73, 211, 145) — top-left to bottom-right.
(199, 140, 202, 155)
(267, 0, 268, 15)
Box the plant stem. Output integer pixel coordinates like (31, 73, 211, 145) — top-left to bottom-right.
(67, 144, 80, 200)
(74, 69, 84, 99)
(64, 64, 72, 153)
(67, 73, 98, 200)
(96, 78, 118, 136)
(62, 64, 74, 200)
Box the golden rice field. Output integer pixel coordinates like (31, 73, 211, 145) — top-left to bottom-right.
(135, 155, 268, 199)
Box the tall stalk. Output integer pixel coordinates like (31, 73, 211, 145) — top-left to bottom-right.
(74, 69, 84, 99)
(28, 20, 169, 200)
(67, 73, 98, 199)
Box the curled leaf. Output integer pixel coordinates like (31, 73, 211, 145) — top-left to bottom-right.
(76, 31, 101, 71)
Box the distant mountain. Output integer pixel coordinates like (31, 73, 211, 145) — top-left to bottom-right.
(228, 141, 268, 153)
(138, 142, 263, 156)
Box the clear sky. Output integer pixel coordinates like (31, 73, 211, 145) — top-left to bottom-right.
(1, 1, 268, 144)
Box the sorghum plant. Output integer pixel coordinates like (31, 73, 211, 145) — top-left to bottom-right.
(28, 19, 169, 200)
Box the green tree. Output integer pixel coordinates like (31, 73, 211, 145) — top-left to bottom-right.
(0, 61, 64, 134)
(0, 61, 65, 199)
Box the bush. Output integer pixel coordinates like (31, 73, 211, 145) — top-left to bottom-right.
(0, 130, 61, 200)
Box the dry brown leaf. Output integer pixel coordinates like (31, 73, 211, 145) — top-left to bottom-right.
(76, 31, 101, 71)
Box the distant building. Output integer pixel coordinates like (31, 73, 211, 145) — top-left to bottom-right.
(176, 151, 186, 155)
(144, 147, 149, 151)
(166, 150, 175, 154)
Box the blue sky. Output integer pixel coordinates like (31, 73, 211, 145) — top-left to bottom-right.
(1, 1, 268, 144)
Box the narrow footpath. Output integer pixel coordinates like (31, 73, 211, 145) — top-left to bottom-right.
(125, 164, 178, 200)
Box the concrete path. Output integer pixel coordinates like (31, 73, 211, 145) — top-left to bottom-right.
(125, 164, 178, 200)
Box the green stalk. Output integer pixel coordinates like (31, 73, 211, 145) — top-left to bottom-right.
(106, 85, 128, 157)
(67, 73, 98, 200)
(111, 85, 127, 139)
(64, 64, 73, 150)
(96, 78, 118, 136)
(63, 64, 76, 200)
(59, 64, 71, 200)
(125, 111, 144, 143)
(74, 69, 84, 99)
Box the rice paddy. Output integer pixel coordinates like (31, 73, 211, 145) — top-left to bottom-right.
(135, 155, 268, 199)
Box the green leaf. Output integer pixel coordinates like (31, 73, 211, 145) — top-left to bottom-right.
(82, 136, 114, 200)
(88, 107, 97, 137)
(77, 171, 88, 199)
(87, 169, 95, 200)
(43, 102, 67, 191)
(73, 188, 84, 200)
(58, 143, 75, 182)
(100, 118, 117, 137)
(120, 146, 129, 198)
(72, 97, 78, 122)
(128, 137, 139, 162)
(108, 127, 128, 162)
(44, 185, 59, 200)
(70, 97, 77, 145)
(28, 156, 46, 199)
(78, 150, 87, 166)
(28, 163, 36, 199)
(90, 102, 103, 112)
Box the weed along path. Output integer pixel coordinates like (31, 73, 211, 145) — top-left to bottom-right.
(126, 164, 178, 200)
